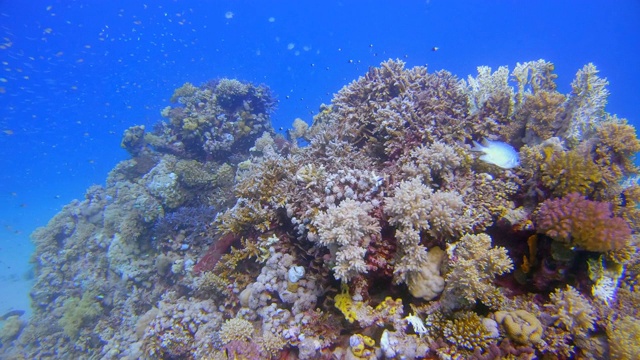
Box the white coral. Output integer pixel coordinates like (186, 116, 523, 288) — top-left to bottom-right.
(314, 199, 380, 281)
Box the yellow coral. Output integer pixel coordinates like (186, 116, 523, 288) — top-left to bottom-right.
(443, 311, 495, 350)
(334, 284, 403, 326)
(541, 147, 602, 196)
(349, 334, 376, 358)
(334, 284, 360, 323)
(494, 310, 543, 345)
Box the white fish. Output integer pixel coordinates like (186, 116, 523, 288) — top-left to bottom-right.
(472, 138, 520, 169)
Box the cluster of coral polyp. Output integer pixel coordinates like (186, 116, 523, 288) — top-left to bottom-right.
(5, 61, 640, 359)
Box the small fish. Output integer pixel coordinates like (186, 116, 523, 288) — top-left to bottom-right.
(472, 138, 520, 169)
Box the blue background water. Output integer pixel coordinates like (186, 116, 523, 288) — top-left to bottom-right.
(1, 0, 639, 316)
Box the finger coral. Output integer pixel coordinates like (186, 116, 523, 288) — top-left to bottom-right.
(535, 192, 632, 252)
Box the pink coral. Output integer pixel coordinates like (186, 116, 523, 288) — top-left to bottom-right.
(535, 192, 631, 252)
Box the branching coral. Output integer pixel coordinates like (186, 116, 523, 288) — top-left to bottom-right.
(218, 317, 254, 344)
(385, 178, 475, 243)
(443, 233, 513, 309)
(9, 61, 640, 360)
(593, 117, 640, 184)
(443, 311, 496, 350)
(314, 199, 381, 281)
(400, 141, 466, 186)
(466, 65, 514, 117)
(535, 192, 632, 252)
(540, 147, 603, 197)
(160, 79, 276, 161)
(546, 286, 596, 339)
(511, 60, 558, 103)
(562, 63, 610, 146)
(518, 90, 567, 146)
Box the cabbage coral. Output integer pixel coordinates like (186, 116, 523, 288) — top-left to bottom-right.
(535, 192, 632, 252)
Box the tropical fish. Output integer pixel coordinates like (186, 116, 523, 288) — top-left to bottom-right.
(472, 138, 520, 169)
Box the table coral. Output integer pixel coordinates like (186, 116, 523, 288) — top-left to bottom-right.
(535, 192, 632, 252)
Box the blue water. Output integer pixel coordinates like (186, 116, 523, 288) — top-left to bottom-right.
(0, 0, 639, 317)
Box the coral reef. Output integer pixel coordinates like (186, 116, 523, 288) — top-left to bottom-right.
(4, 60, 639, 359)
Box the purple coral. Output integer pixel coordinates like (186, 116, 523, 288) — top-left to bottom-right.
(535, 192, 631, 252)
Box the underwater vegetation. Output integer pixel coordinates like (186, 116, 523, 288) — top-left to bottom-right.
(2, 59, 639, 359)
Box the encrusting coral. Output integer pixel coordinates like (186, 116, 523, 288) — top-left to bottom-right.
(5, 59, 639, 359)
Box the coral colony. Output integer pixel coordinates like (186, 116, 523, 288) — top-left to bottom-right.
(2, 60, 640, 359)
